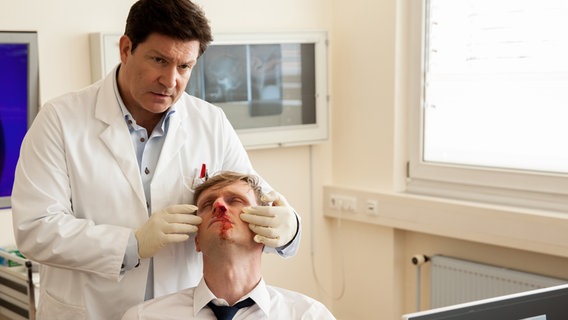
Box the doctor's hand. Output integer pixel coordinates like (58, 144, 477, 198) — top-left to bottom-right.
(135, 204, 202, 259)
(240, 191, 298, 248)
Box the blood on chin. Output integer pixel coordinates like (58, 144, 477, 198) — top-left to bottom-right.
(210, 219, 234, 239)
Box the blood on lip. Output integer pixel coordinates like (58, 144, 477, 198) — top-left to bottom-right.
(214, 203, 233, 236)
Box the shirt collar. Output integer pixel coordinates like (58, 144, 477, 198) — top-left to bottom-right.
(193, 278, 271, 317)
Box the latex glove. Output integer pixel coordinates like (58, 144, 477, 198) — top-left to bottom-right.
(240, 191, 298, 248)
(135, 204, 202, 258)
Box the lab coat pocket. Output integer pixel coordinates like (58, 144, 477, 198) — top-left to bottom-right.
(38, 290, 86, 320)
(180, 165, 199, 200)
(181, 172, 197, 198)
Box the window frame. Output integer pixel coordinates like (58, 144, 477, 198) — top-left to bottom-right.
(406, 0, 568, 212)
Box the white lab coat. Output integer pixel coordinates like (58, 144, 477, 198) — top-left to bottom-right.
(11, 70, 299, 320)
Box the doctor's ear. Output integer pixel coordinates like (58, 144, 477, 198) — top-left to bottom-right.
(119, 35, 133, 64)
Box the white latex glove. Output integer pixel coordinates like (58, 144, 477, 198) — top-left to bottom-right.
(240, 191, 298, 248)
(135, 204, 202, 258)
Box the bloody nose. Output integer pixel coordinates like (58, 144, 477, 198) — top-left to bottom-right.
(215, 202, 227, 215)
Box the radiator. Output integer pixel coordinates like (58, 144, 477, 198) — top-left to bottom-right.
(429, 255, 568, 309)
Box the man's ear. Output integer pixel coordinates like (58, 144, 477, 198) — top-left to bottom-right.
(194, 233, 201, 252)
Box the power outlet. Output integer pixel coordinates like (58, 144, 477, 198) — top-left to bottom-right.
(365, 199, 379, 215)
(329, 194, 357, 212)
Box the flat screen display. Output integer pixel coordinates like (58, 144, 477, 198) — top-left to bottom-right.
(0, 31, 39, 208)
(0, 43, 29, 201)
(187, 43, 316, 129)
(402, 284, 568, 320)
(185, 32, 328, 149)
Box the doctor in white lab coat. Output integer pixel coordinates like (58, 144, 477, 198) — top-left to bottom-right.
(11, 1, 300, 319)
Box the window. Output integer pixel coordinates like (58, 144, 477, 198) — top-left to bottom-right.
(407, 0, 568, 211)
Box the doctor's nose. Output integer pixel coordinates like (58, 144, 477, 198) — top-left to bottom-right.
(159, 66, 177, 89)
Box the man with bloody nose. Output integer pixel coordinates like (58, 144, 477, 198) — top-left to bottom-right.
(121, 171, 335, 319)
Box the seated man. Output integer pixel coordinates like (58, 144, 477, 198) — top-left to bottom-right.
(121, 171, 335, 319)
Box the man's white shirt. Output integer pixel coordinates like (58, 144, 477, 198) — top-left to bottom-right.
(121, 278, 336, 319)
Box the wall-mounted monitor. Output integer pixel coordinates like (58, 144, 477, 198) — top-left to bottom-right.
(185, 31, 329, 149)
(90, 31, 329, 149)
(0, 31, 40, 209)
(402, 284, 568, 320)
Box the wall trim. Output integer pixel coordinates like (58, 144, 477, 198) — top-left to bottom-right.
(324, 185, 568, 258)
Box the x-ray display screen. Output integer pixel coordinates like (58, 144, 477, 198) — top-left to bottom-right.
(187, 42, 316, 130)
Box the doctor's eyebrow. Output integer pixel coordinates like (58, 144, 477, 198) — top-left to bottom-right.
(146, 49, 197, 68)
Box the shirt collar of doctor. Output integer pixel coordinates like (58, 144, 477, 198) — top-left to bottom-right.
(112, 65, 176, 133)
(193, 277, 270, 317)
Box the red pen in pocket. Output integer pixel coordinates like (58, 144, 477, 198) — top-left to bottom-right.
(199, 163, 209, 180)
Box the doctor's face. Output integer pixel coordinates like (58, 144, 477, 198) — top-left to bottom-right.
(194, 181, 260, 252)
(117, 33, 200, 116)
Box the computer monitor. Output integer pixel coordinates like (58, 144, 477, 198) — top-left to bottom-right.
(402, 284, 568, 320)
(0, 31, 40, 209)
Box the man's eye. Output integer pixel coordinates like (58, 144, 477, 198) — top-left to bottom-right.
(198, 201, 212, 211)
(230, 197, 245, 205)
(153, 57, 166, 64)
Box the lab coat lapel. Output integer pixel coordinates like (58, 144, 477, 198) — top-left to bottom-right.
(155, 108, 187, 177)
(100, 120, 146, 205)
(95, 77, 146, 205)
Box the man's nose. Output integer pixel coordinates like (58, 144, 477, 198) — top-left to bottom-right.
(213, 200, 227, 216)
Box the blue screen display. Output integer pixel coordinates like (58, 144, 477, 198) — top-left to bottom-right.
(0, 43, 28, 197)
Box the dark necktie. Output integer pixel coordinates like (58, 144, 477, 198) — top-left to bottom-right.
(207, 297, 255, 320)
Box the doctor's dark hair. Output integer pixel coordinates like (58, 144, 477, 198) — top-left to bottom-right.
(124, 0, 213, 55)
(193, 171, 268, 207)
